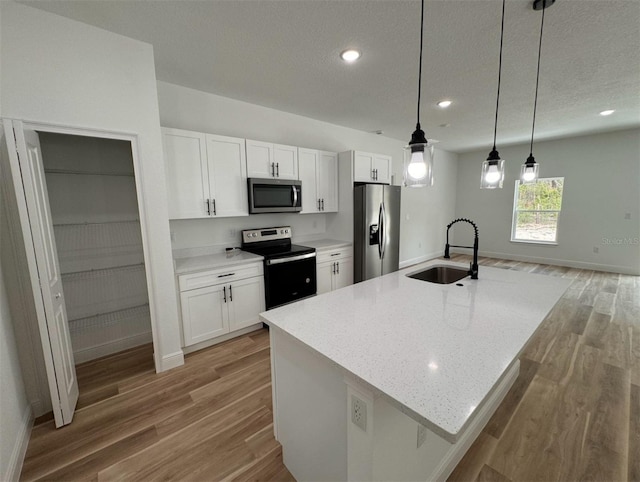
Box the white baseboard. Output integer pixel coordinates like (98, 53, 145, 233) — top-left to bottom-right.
(451, 248, 640, 275)
(159, 349, 185, 372)
(399, 251, 442, 269)
(182, 323, 264, 355)
(4, 404, 33, 482)
(72, 332, 153, 364)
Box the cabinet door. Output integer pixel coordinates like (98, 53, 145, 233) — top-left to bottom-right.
(298, 148, 319, 214)
(334, 257, 354, 291)
(318, 151, 338, 212)
(180, 284, 229, 346)
(206, 134, 248, 217)
(316, 261, 334, 295)
(273, 144, 298, 180)
(228, 276, 265, 332)
(353, 152, 374, 182)
(162, 128, 210, 219)
(372, 154, 392, 184)
(246, 139, 274, 178)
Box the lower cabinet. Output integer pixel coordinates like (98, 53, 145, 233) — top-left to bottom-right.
(179, 263, 265, 347)
(316, 247, 354, 295)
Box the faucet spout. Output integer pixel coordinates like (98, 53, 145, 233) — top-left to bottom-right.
(443, 218, 479, 280)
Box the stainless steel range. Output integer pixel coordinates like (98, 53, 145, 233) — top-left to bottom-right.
(241, 227, 316, 310)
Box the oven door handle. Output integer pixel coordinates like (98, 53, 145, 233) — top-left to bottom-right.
(266, 252, 316, 265)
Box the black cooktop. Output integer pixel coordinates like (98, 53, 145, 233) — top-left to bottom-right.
(242, 242, 315, 260)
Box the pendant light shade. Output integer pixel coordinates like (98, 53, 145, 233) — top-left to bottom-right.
(521, 0, 552, 183)
(481, 0, 507, 189)
(403, 0, 433, 188)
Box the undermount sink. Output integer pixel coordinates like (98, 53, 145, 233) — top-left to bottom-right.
(407, 265, 470, 284)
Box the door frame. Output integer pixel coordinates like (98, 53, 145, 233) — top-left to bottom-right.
(4, 118, 163, 374)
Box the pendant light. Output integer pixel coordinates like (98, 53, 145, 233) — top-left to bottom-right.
(481, 0, 507, 190)
(522, 0, 552, 183)
(403, 0, 433, 188)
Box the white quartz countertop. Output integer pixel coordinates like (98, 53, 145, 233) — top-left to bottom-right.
(174, 250, 263, 275)
(260, 259, 571, 442)
(298, 239, 352, 252)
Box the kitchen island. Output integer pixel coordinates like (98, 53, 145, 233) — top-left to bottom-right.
(260, 259, 572, 481)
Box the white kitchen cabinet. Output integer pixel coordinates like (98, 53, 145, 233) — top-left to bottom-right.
(353, 151, 392, 184)
(298, 148, 338, 213)
(162, 128, 248, 219)
(178, 263, 265, 346)
(246, 139, 298, 180)
(316, 246, 353, 295)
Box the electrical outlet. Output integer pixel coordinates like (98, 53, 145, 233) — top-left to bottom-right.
(417, 424, 428, 448)
(351, 395, 367, 432)
(593, 246, 599, 254)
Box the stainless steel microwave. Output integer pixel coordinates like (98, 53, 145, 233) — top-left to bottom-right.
(248, 178, 302, 214)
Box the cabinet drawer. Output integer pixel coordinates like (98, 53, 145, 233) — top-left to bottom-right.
(179, 263, 263, 291)
(317, 246, 353, 264)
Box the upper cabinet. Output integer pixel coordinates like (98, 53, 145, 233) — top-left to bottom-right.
(298, 148, 338, 213)
(246, 140, 298, 180)
(162, 128, 248, 219)
(353, 151, 392, 184)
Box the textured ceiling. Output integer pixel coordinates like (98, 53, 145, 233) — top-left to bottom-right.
(19, 0, 640, 153)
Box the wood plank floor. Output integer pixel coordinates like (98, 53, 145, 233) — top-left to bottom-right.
(21, 255, 639, 481)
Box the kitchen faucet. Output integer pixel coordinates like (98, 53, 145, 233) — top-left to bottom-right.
(444, 218, 479, 279)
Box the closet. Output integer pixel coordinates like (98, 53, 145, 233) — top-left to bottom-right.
(39, 132, 152, 364)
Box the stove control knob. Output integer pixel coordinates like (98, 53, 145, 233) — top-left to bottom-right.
(280, 229, 284, 234)
(285, 229, 289, 234)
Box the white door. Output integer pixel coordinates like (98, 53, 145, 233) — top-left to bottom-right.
(372, 155, 392, 184)
(273, 144, 298, 180)
(7, 122, 79, 427)
(246, 139, 274, 178)
(162, 128, 210, 219)
(334, 257, 354, 291)
(353, 152, 374, 182)
(316, 261, 334, 295)
(318, 151, 338, 212)
(227, 276, 265, 331)
(180, 284, 229, 346)
(206, 134, 248, 217)
(298, 148, 319, 213)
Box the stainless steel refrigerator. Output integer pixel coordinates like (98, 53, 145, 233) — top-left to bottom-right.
(354, 184, 401, 283)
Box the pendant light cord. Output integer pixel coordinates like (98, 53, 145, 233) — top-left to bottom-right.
(492, 0, 506, 151)
(530, 4, 545, 156)
(416, 0, 425, 126)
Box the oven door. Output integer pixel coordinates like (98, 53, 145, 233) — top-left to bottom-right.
(264, 253, 316, 309)
(248, 178, 302, 214)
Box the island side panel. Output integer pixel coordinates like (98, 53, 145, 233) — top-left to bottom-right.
(270, 328, 348, 481)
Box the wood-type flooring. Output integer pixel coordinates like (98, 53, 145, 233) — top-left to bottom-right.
(20, 255, 639, 481)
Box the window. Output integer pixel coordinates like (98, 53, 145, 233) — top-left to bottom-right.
(512, 177, 564, 243)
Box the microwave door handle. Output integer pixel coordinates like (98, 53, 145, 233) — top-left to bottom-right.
(292, 185, 298, 207)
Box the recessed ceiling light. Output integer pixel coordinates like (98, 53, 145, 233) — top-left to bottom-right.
(437, 100, 452, 108)
(340, 49, 361, 62)
(599, 109, 615, 116)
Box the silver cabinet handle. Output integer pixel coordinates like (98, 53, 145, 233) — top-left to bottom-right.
(223, 286, 227, 303)
(318, 199, 321, 211)
(206, 199, 211, 215)
(337, 261, 339, 274)
(217, 273, 235, 278)
(276, 163, 279, 177)
(321, 198, 325, 211)
(212, 199, 216, 215)
(372, 169, 375, 180)
(271, 162, 275, 177)
(229, 285, 233, 302)
(332, 262, 336, 274)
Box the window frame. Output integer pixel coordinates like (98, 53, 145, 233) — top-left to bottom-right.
(510, 177, 564, 245)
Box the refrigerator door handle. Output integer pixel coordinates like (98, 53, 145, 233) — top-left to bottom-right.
(380, 201, 386, 260)
(377, 203, 384, 259)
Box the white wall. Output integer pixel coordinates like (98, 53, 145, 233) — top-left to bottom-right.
(455, 128, 640, 275)
(0, 2, 183, 370)
(0, 127, 32, 482)
(158, 81, 459, 263)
